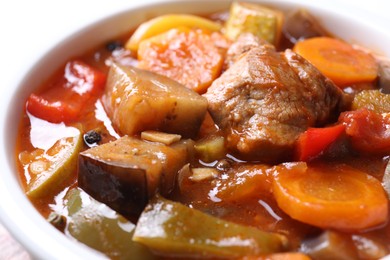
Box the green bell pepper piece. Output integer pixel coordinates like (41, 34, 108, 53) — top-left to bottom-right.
(133, 196, 288, 258)
(65, 188, 155, 260)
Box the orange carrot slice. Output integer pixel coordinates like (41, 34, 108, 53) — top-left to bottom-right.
(293, 37, 378, 86)
(272, 163, 388, 231)
(138, 28, 227, 94)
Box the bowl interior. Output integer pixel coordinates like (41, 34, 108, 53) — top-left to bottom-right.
(1, 0, 390, 259)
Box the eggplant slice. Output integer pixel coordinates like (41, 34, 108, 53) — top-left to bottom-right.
(78, 136, 192, 217)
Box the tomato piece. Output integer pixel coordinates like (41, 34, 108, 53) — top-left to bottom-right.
(295, 124, 345, 161)
(339, 108, 390, 154)
(26, 60, 106, 123)
(272, 163, 388, 231)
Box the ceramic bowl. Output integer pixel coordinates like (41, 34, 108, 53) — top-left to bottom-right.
(1, 0, 389, 259)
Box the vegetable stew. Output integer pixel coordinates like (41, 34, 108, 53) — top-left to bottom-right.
(16, 2, 390, 259)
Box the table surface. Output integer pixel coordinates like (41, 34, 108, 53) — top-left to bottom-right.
(0, 224, 31, 259)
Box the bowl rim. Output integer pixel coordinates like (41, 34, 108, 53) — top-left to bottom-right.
(1, 0, 390, 259)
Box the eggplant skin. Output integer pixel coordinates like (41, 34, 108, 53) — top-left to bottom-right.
(78, 156, 148, 217)
(78, 136, 191, 217)
(103, 63, 208, 138)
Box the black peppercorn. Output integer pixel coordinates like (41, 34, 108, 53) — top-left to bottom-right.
(84, 130, 102, 147)
(106, 41, 123, 52)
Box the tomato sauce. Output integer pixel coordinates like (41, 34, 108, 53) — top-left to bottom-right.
(14, 5, 390, 259)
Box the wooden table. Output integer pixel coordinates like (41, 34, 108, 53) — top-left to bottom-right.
(0, 223, 31, 260)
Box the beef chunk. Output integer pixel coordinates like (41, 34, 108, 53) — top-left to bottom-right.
(204, 46, 345, 163)
(78, 136, 193, 217)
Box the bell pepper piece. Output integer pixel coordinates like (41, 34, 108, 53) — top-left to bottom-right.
(65, 188, 155, 259)
(295, 124, 345, 161)
(133, 197, 287, 258)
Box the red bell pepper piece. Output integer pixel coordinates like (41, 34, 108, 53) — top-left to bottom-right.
(26, 94, 79, 123)
(26, 60, 106, 123)
(295, 124, 346, 161)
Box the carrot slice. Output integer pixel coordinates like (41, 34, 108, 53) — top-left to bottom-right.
(138, 28, 227, 94)
(272, 163, 388, 231)
(293, 37, 378, 86)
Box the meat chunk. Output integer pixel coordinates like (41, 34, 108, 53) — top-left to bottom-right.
(78, 136, 193, 217)
(204, 46, 345, 163)
(224, 33, 270, 70)
(103, 64, 208, 138)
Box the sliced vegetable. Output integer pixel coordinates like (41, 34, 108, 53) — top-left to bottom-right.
(224, 2, 284, 45)
(272, 163, 388, 231)
(133, 196, 287, 258)
(26, 94, 80, 123)
(293, 37, 378, 86)
(26, 60, 106, 123)
(301, 231, 358, 260)
(78, 136, 191, 216)
(141, 130, 181, 145)
(212, 164, 274, 202)
(194, 135, 226, 163)
(125, 14, 222, 52)
(103, 64, 208, 138)
(339, 108, 390, 154)
(283, 8, 329, 44)
(65, 188, 155, 259)
(137, 28, 226, 93)
(190, 168, 219, 182)
(25, 130, 82, 198)
(352, 89, 390, 113)
(295, 124, 345, 161)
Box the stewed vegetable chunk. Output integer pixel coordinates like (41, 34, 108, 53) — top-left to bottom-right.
(78, 136, 193, 216)
(65, 188, 155, 259)
(103, 64, 208, 138)
(224, 2, 284, 46)
(133, 196, 288, 258)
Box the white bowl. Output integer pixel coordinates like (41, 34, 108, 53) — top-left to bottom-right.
(1, 0, 390, 259)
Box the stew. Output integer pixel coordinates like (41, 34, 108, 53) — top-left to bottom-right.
(16, 2, 390, 259)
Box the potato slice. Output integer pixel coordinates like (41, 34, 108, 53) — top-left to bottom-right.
(224, 2, 284, 46)
(25, 130, 82, 198)
(125, 14, 221, 52)
(103, 64, 207, 138)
